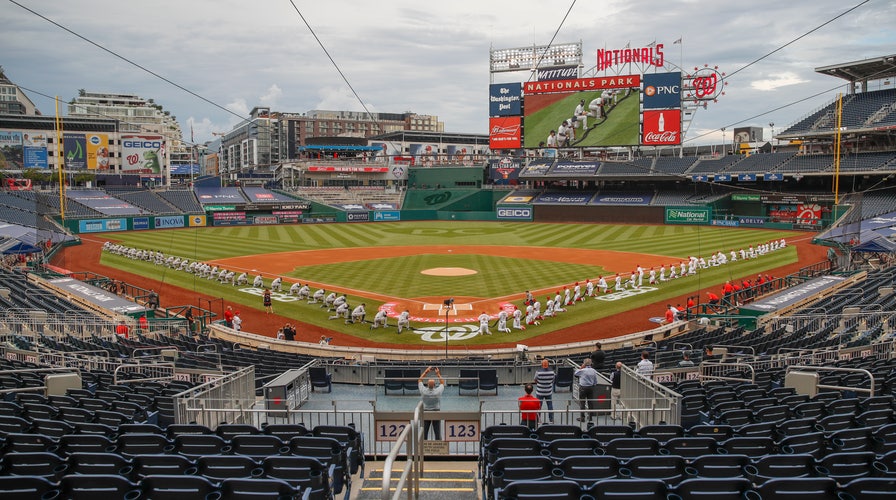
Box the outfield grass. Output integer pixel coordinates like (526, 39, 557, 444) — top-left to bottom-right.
(98, 222, 800, 346)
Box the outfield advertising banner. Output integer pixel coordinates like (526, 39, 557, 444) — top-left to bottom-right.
(133, 217, 150, 230)
(373, 211, 401, 221)
(489, 83, 522, 116)
(496, 206, 533, 220)
(524, 77, 641, 148)
(122, 135, 164, 173)
(665, 207, 711, 224)
(712, 219, 740, 227)
(346, 211, 369, 222)
(642, 72, 681, 109)
(519, 162, 553, 177)
(489, 116, 521, 149)
(63, 133, 87, 169)
(23, 133, 48, 168)
(154, 215, 185, 229)
(536, 65, 579, 81)
(189, 215, 207, 227)
(549, 161, 599, 176)
(78, 218, 127, 233)
(593, 194, 651, 205)
(535, 192, 593, 204)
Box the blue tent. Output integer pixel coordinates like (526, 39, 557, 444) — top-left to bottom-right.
(852, 236, 896, 253)
(0, 237, 41, 255)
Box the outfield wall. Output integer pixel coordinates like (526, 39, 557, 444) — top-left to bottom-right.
(534, 204, 665, 224)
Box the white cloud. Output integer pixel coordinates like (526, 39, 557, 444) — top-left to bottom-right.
(259, 84, 283, 107)
(750, 72, 808, 91)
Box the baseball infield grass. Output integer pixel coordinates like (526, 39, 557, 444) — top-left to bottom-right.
(99, 221, 800, 346)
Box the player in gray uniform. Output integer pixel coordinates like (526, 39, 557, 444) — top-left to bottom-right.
(397, 310, 411, 334)
(371, 309, 388, 329)
(323, 292, 337, 309)
(253, 275, 264, 288)
(289, 282, 302, 295)
(350, 303, 366, 324)
(309, 288, 325, 304)
(297, 284, 311, 300)
(270, 277, 282, 292)
(329, 302, 350, 320)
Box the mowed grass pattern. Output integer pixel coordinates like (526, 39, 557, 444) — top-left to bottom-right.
(97, 222, 802, 345)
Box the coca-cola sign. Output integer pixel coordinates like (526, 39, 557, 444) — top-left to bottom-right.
(642, 109, 681, 145)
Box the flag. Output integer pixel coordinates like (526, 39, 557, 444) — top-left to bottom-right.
(646, 40, 656, 47)
(673, 38, 682, 44)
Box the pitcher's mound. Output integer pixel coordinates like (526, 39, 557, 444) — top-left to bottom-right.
(421, 267, 478, 276)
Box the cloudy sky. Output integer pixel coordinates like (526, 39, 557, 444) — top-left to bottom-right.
(2, 0, 894, 146)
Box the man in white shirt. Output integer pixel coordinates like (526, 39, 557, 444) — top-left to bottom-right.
(636, 351, 655, 378)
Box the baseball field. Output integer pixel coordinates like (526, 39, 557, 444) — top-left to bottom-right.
(80, 221, 813, 348)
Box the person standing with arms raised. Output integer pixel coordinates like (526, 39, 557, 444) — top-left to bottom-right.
(418, 366, 445, 440)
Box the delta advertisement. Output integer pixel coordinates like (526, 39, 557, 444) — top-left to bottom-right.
(121, 135, 165, 174)
(523, 76, 641, 148)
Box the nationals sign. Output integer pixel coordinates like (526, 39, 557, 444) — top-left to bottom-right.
(524, 75, 640, 94)
(642, 109, 681, 145)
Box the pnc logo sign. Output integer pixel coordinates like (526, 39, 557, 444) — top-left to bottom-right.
(644, 85, 680, 96)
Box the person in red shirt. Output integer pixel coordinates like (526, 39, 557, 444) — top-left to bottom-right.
(224, 306, 234, 328)
(662, 304, 675, 325)
(706, 292, 720, 309)
(115, 321, 129, 339)
(518, 383, 542, 430)
(138, 315, 148, 331)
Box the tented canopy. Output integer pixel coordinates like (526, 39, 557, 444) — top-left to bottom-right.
(852, 236, 896, 253)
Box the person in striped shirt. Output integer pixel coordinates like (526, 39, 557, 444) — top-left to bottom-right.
(534, 359, 556, 424)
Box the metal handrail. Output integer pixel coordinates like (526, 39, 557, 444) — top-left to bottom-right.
(380, 401, 423, 500)
(785, 365, 876, 397)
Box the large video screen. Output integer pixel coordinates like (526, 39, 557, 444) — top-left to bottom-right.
(524, 86, 640, 148)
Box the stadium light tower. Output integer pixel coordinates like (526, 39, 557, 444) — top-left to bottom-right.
(721, 128, 726, 156)
(769, 123, 775, 152)
(443, 298, 454, 360)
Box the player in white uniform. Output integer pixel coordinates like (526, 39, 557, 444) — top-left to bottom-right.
(478, 311, 493, 335)
(329, 302, 349, 320)
(588, 96, 603, 121)
(598, 276, 608, 294)
(648, 267, 657, 285)
(397, 310, 411, 334)
(585, 279, 595, 297)
(546, 130, 558, 148)
(574, 99, 589, 130)
(563, 287, 572, 306)
(497, 309, 511, 333)
(512, 307, 524, 330)
(544, 296, 555, 318)
(572, 282, 582, 304)
(532, 299, 542, 320)
(349, 303, 366, 324)
(309, 288, 325, 304)
(659, 265, 666, 282)
(637, 266, 644, 288)
(371, 309, 388, 329)
(614, 274, 623, 292)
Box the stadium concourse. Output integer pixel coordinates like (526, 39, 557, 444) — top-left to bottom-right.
(55, 234, 828, 349)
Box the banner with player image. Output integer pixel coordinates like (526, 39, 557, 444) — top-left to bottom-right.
(122, 135, 165, 173)
(523, 76, 641, 148)
(23, 132, 48, 168)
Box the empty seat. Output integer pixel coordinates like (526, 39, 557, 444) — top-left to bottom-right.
(604, 437, 660, 459)
(117, 433, 173, 458)
(621, 454, 688, 485)
(3, 433, 56, 453)
(261, 424, 309, 442)
(747, 477, 839, 500)
(687, 424, 734, 442)
(744, 453, 819, 484)
(586, 425, 633, 444)
(256, 456, 333, 500)
(126, 454, 195, 479)
(818, 451, 875, 483)
(545, 438, 602, 461)
(829, 427, 875, 453)
(0, 475, 58, 500)
(216, 423, 260, 441)
(216, 477, 298, 499)
(65, 452, 132, 476)
(495, 479, 582, 499)
(533, 424, 582, 442)
(171, 434, 229, 459)
(555, 455, 621, 487)
(671, 477, 752, 500)
(165, 423, 215, 438)
(779, 432, 827, 459)
(54, 473, 140, 499)
(638, 424, 685, 444)
(55, 433, 117, 455)
(229, 435, 289, 460)
(687, 453, 750, 478)
(309, 367, 332, 393)
(662, 436, 718, 459)
(138, 474, 219, 500)
(192, 454, 259, 481)
(312, 425, 364, 476)
(584, 478, 667, 499)
(0, 451, 67, 480)
(839, 477, 896, 498)
(719, 436, 775, 457)
(488, 456, 555, 499)
(775, 418, 819, 438)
